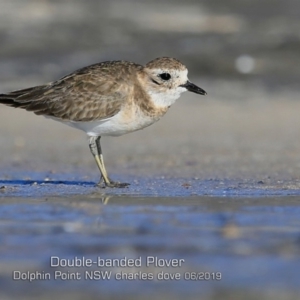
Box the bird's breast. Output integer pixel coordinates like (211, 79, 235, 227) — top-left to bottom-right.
(67, 102, 168, 137)
(107, 102, 168, 135)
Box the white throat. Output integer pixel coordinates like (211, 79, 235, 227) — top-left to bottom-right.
(147, 86, 186, 108)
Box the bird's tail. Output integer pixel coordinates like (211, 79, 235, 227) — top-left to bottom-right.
(0, 85, 48, 110)
(0, 87, 36, 108)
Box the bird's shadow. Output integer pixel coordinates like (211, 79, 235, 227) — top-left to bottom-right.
(0, 180, 95, 186)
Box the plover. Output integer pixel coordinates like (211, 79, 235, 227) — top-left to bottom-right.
(0, 57, 206, 188)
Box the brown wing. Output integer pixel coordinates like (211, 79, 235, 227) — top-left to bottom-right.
(0, 61, 139, 122)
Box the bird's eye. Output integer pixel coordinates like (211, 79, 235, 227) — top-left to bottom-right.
(159, 73, 171, 81)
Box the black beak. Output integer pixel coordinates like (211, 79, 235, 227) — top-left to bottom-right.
(180, 81, 207, 95)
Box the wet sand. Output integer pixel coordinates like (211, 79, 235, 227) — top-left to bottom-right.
(1, 195, 300, 300)
(1, 85, 300, 300)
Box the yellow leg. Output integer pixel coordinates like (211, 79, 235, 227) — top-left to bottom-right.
(89, 136, 130, 188)
(94, 154, 110, 185)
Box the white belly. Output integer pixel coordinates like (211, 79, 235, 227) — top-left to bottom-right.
(52, 109, 160, 137)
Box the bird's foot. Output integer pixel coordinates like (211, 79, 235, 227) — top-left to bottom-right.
(97, 178, 130, 188)
(106, 181, 130, 188)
